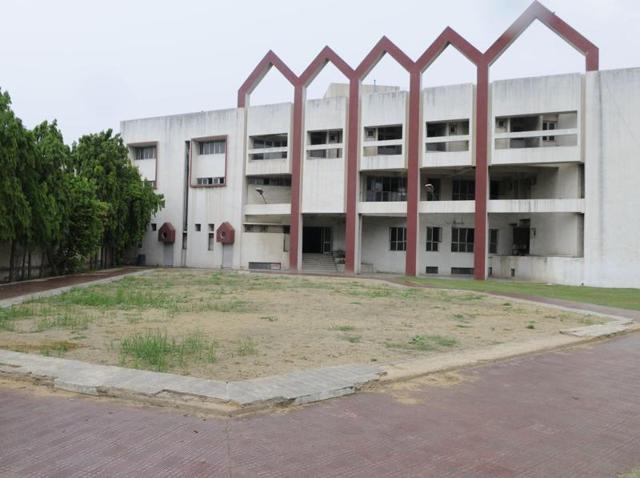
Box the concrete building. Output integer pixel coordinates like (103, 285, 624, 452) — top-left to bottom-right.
(121, 1, 640, 288)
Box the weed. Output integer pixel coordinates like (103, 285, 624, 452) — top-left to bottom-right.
(118, 329, 217, 371)
(342, 335, 361, 343)
(36, 314, 91, 332)
(330, 325, 355, 332)
(211, 300, 250, 313)
(526, 321, 536, 329)
(387, 334, 458, 352)
(260, 316, 278, 322)
(235, 337, 258, 356)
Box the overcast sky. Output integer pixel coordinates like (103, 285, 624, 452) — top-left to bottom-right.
(1, 0, 638, 142)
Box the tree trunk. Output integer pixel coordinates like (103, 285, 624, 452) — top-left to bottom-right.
(27, 251, 32, 279)
(20, 247, 27, 280)
(8, 240, 16, 282)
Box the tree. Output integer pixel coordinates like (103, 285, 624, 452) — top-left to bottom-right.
(71, 129, 164, 267)
(0, 90, 33, 281)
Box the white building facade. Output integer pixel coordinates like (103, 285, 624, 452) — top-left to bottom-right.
(120, 4, 640, 288)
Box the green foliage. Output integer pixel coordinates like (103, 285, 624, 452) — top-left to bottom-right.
(0, 89, 164, 280)
(119, 329, 217, 372)
(71, 130, 164, 266)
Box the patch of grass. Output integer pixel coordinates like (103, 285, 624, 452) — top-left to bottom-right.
(619, 467, 640, 478)
(387, 334, 458, 352)
(405, 277, 640, 311)
(211, 300, 250, 313)
(526, 321, 536, 329)
(36, 314, 91, 332)
(330, 325, 355, 332)
(118, 329, 217, 372)
(342, 335, 361, 343)
(3, 340, 80, 357)
(50, 285, 181, 312)
(259, 316, 278, 322)
(0, 306, 35, 331)
(235, 337, 258, 356)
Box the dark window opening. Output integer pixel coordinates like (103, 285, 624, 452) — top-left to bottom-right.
(426, 227, 441, 252)
(365, 176, 407, 202)
(199, 140, 226, 155)
(133, 145, 156, 160)
(489, 229, 498, 254)
(452, 180, 475, 201)
(390, 227, 407, 251)
(451, 227, 474, 253)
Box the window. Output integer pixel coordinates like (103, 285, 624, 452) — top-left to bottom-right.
(542, 120, 557, 142)
(426, 227, 441, 252)
(389, 227, 406, 251)
(451, 267, 474, 275)
(308, 129, 342, 145)
(364, 125, 402, 141)
(196, 177, 225, 186)
(452, 180, 475, 201)
(133, 146, 156, 160)
(207, 224, 214, 251)
(199, 140, 225, 155)
(195, 224, 201, 232)
(251, 134, 288, 149)
(425, 266, 439, 274)
(451, 227, 474, 253)
(489, 229, 499, 254)
(308, 148, 342, 159)
(426, 120, 469, 138)
(247, 177, 291, 186)
(365, 176, 407, 202)
(151, 223, 157, 231)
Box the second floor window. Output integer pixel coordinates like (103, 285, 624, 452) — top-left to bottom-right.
(365, 176, 407, 202)
(199, 140, 225, 155)
(134, 146, 156, 160)
(452, 180, 475, 201)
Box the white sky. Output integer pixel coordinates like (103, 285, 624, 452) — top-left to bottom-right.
(1, 0, 638, 142)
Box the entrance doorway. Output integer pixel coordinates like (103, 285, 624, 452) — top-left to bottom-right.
(303, 227, 332, 254)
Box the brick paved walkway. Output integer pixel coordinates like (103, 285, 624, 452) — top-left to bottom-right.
(0, 267, 144, 301)
(1, 332, 639, 477)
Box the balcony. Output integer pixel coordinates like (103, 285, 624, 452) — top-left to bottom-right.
(419, 200, 475, 214)
(359, 201, 406, 216)
(488, 198, 585, 214)
(361, 140, 405, 170)
(244, 203, 291, 216)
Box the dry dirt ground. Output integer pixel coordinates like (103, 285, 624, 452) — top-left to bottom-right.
(0, 269, 601, 381)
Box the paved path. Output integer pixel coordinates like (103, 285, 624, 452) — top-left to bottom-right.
(1, 332, 639, 477)
(0, 267, 144, 301)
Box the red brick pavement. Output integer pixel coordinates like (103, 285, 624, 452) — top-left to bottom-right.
(1, 333, 639, 477)
(0, 267, 145, 301)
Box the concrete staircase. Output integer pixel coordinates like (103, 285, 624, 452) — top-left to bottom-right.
(302, 253, 338, 274)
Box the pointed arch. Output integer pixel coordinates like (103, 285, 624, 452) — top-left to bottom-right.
(484, 1, 599, 71)
(299, 46, 355, 86)
(237, 50, 299, 108)
(355, 36, 414, 79)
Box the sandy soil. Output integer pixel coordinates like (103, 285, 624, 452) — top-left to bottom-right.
(0, 269, 601, 380)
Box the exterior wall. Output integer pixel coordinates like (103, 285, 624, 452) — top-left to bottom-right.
(360, 216, 406, 274)
(491, 73, 582, 166)
(302, 96, 347, 213)
(360, 90, 408, 171)
(423, 83, 475, 168)
(584, 67, 640, 287)
(121, 108, 245, 269)
(246, 103, 292, 176)
(418, 214, 475, 275)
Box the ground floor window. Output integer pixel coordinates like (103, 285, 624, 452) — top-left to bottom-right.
(451, 227, 474, 253)
(426, 226, 441, 251)
(389, 227, 406, 251)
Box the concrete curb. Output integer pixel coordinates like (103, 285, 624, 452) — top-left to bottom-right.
(0, 350, 383, 415)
